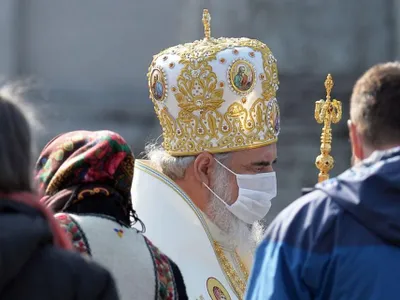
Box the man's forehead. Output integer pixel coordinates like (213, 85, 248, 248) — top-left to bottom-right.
(232, 143, 277, 162)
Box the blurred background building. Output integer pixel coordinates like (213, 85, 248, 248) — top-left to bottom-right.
(1, 0, 398, 222)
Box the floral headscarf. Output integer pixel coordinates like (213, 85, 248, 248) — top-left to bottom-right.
(36, 130, 135, 220)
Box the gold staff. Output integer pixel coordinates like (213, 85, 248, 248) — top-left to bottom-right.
(315, 74, 342, 182)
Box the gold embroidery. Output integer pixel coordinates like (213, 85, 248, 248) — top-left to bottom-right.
(234, 251, 249, 280)
(77, 187, 110, 201)
(214, 242, 248, 300)
(174, 58, 224, 114)
(147, 9, 280, 156)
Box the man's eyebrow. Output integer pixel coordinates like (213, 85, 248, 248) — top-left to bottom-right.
(250, 158, 278, 166)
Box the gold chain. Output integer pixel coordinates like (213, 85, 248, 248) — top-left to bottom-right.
(214, 241, 249, 300)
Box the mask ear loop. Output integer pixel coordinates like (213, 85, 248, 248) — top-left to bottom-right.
(202, 182, 231, 207)
(210, 159, 238, 208)
(214, 158, 237, 176)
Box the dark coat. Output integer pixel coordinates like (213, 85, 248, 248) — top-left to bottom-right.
(0, 199, 119, 300)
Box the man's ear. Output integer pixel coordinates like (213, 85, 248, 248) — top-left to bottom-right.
(348, 119, 364, 161)
(193, 152, 214, 186)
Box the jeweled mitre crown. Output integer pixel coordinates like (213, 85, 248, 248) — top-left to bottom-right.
(147, 9, 280, 156)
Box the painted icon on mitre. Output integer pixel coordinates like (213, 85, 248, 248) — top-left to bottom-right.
(150, 68, 166, 101)
(268, 99, 280, 134)
(230, 60, 255, 93)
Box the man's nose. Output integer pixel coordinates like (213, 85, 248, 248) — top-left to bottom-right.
(266, 165, 274, 173)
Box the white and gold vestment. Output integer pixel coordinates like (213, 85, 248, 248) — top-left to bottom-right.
(132, 9, 280, 299)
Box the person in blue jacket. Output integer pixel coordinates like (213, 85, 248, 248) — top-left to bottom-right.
(246, 62, 400, 300)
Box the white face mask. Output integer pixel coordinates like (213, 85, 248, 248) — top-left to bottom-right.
(203, 159, 277, 224)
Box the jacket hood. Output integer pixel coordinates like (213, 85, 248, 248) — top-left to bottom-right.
(0, 199, 53, 292)
(316, 147, 400, 246)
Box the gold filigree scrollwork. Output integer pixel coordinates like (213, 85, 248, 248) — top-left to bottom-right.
(315, 74, 342, 182)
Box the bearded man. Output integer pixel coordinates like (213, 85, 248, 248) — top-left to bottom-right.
(131, 9, 280, 300)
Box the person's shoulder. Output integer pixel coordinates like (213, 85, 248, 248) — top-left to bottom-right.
(265, 188, 342, 249)
(275, 188, 339, 222)
(47, 246, 109, 277)
(34, 246, 118, 299)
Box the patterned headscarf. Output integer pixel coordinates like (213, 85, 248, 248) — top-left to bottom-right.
(36, 130, 135, 221)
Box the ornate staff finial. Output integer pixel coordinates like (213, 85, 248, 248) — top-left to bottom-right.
(314, 74, 342, 183)
(202, 9, 211, 39)
(325, 73, 334, 99)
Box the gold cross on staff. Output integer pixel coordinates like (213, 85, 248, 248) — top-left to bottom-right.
(314, 74, 342, 183)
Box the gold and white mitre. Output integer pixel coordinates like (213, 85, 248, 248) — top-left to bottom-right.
(132, 9, 280, 300)
(147, 9, 279, 156)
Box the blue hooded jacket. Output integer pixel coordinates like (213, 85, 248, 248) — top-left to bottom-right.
(246, 147, 400, 300)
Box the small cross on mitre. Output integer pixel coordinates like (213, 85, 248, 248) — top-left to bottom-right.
(202, 9, 211, 39)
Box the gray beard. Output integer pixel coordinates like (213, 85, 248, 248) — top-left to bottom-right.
(206, 163, 265, 254)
